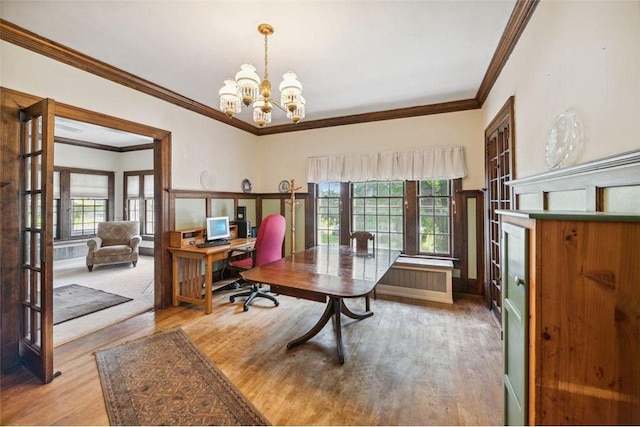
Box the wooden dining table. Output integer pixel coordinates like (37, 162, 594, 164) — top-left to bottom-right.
(241, 245, 400, 363)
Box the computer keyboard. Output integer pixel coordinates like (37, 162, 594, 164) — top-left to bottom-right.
(196, 240, 230, 248)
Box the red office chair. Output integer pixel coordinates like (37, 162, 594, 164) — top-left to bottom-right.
(228, 214, 286, 311)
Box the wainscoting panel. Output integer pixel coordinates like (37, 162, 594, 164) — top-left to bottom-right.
(509, 150, 640, 214)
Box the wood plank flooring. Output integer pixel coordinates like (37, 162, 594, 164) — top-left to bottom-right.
(1, 291, 503, 425)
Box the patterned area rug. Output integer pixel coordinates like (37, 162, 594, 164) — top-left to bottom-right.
(95, 328, 269, 426)
(54, 284, 132, 325)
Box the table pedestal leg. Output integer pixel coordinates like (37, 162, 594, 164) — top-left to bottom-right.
(287, 297, 373, 364)
(341, 301, 373, 320)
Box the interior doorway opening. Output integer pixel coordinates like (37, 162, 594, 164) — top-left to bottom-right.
(52, 118, 156, 346)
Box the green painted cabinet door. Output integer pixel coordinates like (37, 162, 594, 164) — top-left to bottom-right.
(501, 222, 528, 425)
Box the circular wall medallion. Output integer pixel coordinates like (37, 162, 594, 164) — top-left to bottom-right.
(199, 171, 216, 190)
(241, 178, 252, 193)
(278, 180, 291, 193)
(544, 109, 583, 170)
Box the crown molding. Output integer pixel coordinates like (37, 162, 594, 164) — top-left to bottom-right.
(1, 1, 538, 136)
(476, 0, 540, 106)
(256, 99, 481, 135)
(54, 135, 154, 152)
(0, 19, 258, 135)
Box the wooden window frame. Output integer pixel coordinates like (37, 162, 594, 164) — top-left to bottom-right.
(53, 166, 114, 241)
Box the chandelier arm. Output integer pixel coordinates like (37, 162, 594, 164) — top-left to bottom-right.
(270, 99, 288, 113)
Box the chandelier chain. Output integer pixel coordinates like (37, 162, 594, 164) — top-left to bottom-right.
(263, 33, 269, 81)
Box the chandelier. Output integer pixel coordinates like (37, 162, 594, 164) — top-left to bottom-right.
(219, 23, 305, 127)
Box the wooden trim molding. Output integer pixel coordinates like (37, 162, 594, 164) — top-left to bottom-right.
(1, 1, 539, 135)
(476, 0, 539, 106)
(257, 99, 481, 135)
(0, 19, 258, 136)
(55, 135, 154, 152)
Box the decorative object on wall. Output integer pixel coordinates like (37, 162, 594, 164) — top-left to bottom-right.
(199, 170, 216, 190)
(544, 108, 583, 170)
(278, 179, 291, 193)
(219, 23, 306, 127)
(241, 178, 252, 193)
(285, 179, 302, 255)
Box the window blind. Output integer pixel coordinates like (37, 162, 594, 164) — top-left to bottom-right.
(70, 173, 108, 198)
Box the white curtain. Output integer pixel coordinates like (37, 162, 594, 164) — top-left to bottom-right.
(307, 146, 467, 182)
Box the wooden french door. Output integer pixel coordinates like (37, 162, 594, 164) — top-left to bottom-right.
(484, 97, 514, 325)
(19, 99, 56, 383)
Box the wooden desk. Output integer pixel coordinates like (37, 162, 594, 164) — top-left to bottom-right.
(241, 245, 400, 363)
(168, 238, 254, 314)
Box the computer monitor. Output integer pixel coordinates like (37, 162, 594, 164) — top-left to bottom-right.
(205, 216, 231, 242)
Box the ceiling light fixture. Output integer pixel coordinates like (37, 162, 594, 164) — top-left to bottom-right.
(219, 23, 305, 127)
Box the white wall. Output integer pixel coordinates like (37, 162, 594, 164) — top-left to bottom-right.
(258, 109, 485, 191)
(483, 1, 640, 179)
(1, 41, 262, 192)
(54, 144, 154, 220)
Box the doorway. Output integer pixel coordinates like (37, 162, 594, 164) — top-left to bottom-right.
(484, 96, 515, 326)
(0, 87, 172, 383)
(52, 118, 156, 345)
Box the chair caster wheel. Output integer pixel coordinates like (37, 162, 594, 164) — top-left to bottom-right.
(229, 296, 235, 302)
(274, 301, 279, 307)
(243, 306, 249, 312)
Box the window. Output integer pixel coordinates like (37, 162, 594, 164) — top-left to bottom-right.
(418, 179, 451, 255)
(53, 167, 114, 241)
(316, 182, 341, 245)
(69, 172, 109, 237)
(53, 171, 60, 239)
(315, 179, 457, 257)
(70, 198, 107, 236)
(124, 171, 154, 236)
(352, 181, 404, 250)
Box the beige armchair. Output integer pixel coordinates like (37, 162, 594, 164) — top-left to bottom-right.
(86, 221, 141, 272)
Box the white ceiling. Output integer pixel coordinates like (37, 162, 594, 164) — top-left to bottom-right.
(2, 0, 516, 135)
(55, 117, 153, 147)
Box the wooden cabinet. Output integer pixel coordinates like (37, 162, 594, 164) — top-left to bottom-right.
(169, 228, 205, 248)
(498, 210, 640, 425)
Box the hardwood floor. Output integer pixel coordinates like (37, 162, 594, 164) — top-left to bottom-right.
(0, 291, 503, 425)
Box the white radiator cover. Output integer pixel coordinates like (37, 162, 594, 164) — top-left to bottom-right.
(377, 258, 453, 304)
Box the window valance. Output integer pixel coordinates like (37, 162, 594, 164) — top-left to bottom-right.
(307, 146, 467, 183)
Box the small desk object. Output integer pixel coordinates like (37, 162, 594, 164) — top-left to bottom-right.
(241, 245, 400, 363)
(168, 238, 254, 314)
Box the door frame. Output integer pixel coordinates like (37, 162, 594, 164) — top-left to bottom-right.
(484, 96, 515, 323)
(0, 87, 173, 377)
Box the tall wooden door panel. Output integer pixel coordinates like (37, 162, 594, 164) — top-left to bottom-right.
(485, 97, 514, 324)
(19, 99, 56, 383)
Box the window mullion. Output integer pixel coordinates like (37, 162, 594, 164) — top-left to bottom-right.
(339, 182, 350, 245)
(405, 181, 418, 255)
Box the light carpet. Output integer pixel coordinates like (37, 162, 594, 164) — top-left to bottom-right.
(95, 328, 270, 426)
(54, 255, 154, 346)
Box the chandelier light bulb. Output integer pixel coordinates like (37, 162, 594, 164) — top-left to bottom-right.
(253, 96, 272, 127)
(279, 72, 303, 112)
(287, 96, 305, 124)
(219, 79, 241, 118)
(235, 64, 260, 106)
